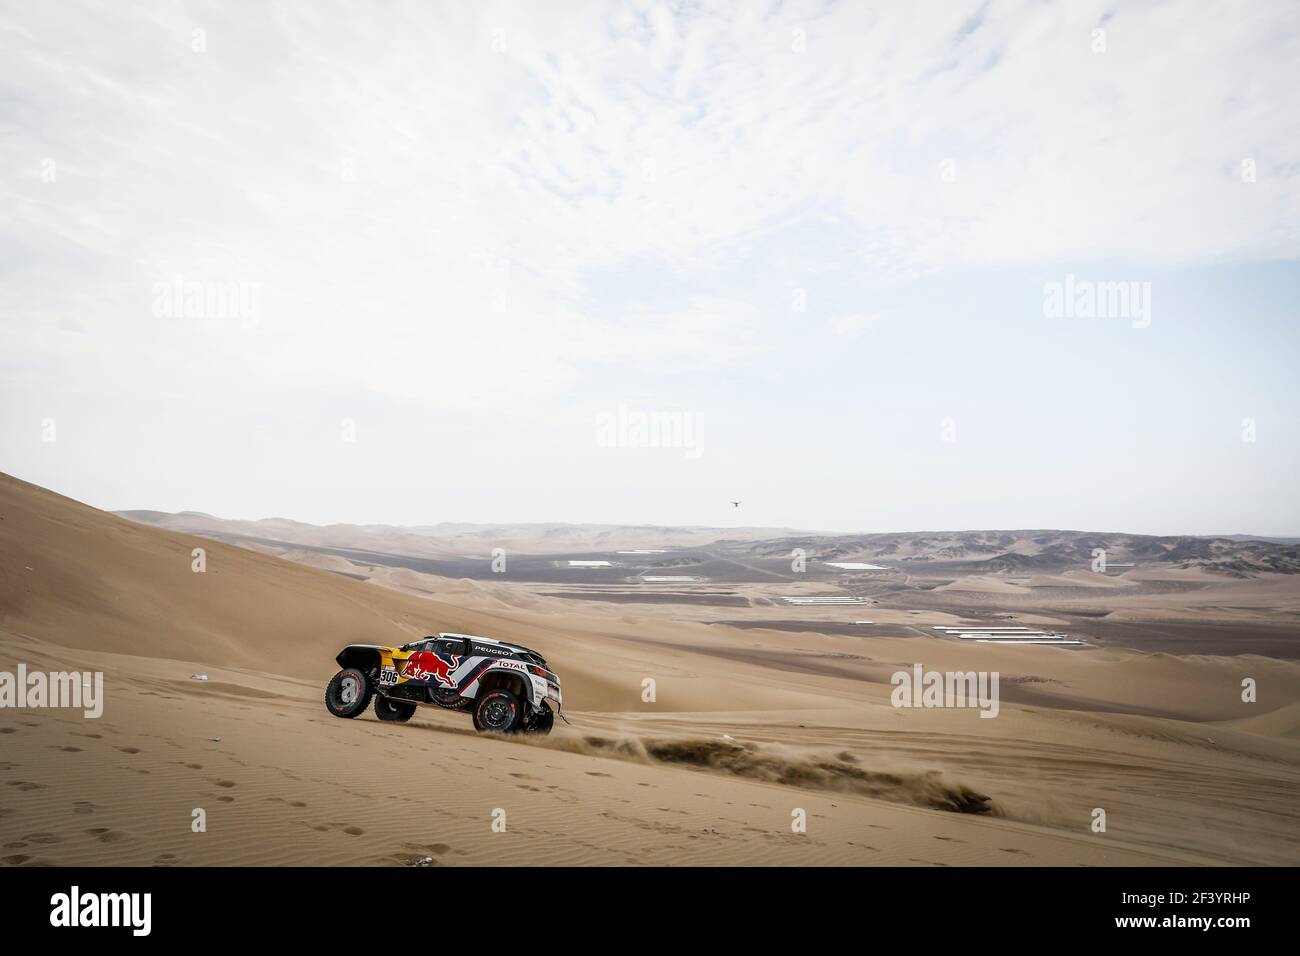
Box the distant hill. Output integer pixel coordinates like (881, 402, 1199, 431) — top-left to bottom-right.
(1210, 534, 1300, 546)
(113, 510, 814, 556)
(727, 529, 1300, 577)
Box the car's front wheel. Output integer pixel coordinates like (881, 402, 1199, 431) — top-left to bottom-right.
(472, 688, 524, 733)
(325, 667, 373, 718)
(375, 696, 417, 722)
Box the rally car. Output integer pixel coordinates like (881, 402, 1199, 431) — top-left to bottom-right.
(324, 632, 562, 734)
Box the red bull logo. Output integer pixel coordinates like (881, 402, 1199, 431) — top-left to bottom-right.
(402, 650, 461, 687)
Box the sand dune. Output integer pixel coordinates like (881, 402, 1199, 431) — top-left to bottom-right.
(3, 472, 1299, 866)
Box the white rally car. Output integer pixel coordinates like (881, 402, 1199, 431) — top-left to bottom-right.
(324, 632, 563, 734)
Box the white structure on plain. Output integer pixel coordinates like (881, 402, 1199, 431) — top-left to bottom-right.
(932, 625, 1086, 646)
(782, 596, 871, 606)
(825, 562, 891, 571)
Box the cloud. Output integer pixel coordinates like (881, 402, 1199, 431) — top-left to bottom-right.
(829, 312, 884, 338)
(1, 0, 1297, 417)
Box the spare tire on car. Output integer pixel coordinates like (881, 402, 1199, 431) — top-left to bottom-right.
(325, 667, 373, 718)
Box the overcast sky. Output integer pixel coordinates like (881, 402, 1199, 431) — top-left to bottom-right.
(2, 0, 1298, 534)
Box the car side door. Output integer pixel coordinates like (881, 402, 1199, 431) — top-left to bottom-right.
(436, 636, 473, 687)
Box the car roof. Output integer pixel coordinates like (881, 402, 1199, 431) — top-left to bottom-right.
(437, 631, 540, 656)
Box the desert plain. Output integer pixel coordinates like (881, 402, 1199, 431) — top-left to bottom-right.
(1, 472, 1298, 866)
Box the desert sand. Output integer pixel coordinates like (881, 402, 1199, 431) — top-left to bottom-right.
(2, 472, 1298, 866)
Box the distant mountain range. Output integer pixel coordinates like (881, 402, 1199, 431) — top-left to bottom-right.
(725, 529, 1300, 577)
(114, 511, 1300, 577)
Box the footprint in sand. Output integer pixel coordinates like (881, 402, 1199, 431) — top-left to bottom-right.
(267, 797, 308, 807)
(23, 833, 62, 845)
(585, 771, 611, 778)
(85, 828, 128, 844)
(182, 763, 202, 770)
(2, 854, 33, 865)
(116, 746, 141, 754)
(311, 822, 364, 835)
(215, 795, 235, 803)
(0, 728, 16, 735)
(72, 801, 96, 815)
(213, 780, 237, 788)
(52, 746, 81, 753)
(6, 781, 45, 791)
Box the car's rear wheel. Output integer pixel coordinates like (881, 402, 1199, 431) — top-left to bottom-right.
(472, 688, 524, 733)
(375, 696, 417, 722)
(325, 667, 373, 718)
